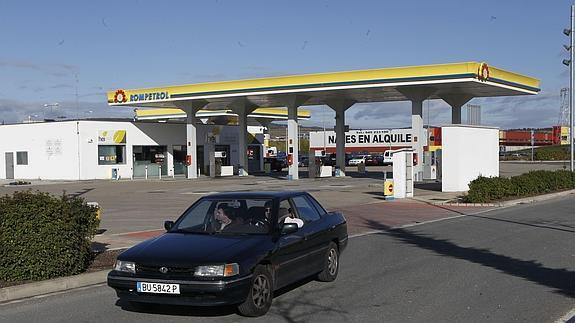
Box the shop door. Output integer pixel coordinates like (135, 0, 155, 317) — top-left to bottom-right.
(197, 146, 204, 175)
(5, 152, 14, 179)
(133, 146, 168, 178)
(173, 145, 187, 176)
(247, 145, 261, 172)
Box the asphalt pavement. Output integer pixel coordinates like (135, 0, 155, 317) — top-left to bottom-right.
(2, 195, 574, 323)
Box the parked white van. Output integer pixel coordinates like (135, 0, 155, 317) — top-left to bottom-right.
(383, 150, 397, 165)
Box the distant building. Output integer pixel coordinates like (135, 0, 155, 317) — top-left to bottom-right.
(466, 104, 481, 125)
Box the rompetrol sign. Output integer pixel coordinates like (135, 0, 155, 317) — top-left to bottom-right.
(113, 89, 170, 103)
(309, 129, 417, 149)
(129, 91, 170, 102)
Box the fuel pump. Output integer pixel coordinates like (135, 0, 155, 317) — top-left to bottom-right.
(213, 151, 226, 177)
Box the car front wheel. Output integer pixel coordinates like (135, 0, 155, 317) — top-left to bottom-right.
(317, 242, 339, 282)
(238, 265, 273, 317)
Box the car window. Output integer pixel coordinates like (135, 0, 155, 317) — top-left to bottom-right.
(177, 200, 211, 229)
(306, 195, 327, 216)
(277, 199, 293, 225)
(292, 196, 321, 223)
(174, 198, 272, 235)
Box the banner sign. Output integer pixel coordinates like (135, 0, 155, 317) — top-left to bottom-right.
(309, 129, 417, 148)
(98, 130, 127, 144)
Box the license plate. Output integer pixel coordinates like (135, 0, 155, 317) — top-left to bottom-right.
(137, 282, 180, 294)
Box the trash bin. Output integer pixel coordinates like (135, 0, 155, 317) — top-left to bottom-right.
(111, 168, 118, 180)
(238, 165, 247, 176)
(358, 162, 366, 174)
(87, 202, 102, 221)
(264, 162, 271, 174)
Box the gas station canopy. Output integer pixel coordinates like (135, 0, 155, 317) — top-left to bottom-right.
(107, 62, 539, 109)
(134, 107, 311, 121)
(107, 61, 539, 181)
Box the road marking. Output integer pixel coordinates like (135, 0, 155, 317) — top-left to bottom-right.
(180, 191, 219, 195)
(109, 228, 164, 236)
(555, 307, 575, 323)
(0, 283, 107, 306)
(320, 185, 353, 188)
(349, 206, 500, 239)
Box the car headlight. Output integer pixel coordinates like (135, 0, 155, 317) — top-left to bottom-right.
(114, 260, 136, 274)
(194, 263, 239, 277)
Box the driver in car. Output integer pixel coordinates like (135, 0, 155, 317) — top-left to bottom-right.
(213, 205, 247, 232)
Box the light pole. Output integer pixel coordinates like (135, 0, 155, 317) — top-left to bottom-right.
(563, 6, 575, 172)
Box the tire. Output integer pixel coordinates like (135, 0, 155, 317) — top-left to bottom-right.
(237, 265, 274, 317)
(317, 242, 339, 282)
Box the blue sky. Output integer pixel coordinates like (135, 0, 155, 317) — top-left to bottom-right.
(0, 0, 572, 129)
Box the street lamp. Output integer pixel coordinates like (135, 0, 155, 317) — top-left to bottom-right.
(26, 114, 39, 123)
(564, 6, 575, 172)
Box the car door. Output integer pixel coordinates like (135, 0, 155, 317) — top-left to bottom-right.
(274, 199, 310, 289)
(290, 195, 330, 275)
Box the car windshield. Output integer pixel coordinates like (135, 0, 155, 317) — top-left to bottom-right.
(172, 198, 273, 235)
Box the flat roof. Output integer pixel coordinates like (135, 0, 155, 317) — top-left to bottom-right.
(135, 107, 311, 121)
(107, 62, 539, 109)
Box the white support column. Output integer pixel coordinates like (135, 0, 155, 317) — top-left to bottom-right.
(441, 94, 474, 125)
(412, 99, 424, 181)
(238, 109, 249, 176)
(397, 87, 435, 182)
(327, 99, 355, 177)
(287, 104, 298, 180)
(284, 95, 309, 180)
(231, 99, 257, 176)
(176, 100, 208, 179)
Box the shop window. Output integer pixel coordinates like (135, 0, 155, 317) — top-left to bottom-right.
(98, 145, 125, 165)
(16, 151, 28, 165)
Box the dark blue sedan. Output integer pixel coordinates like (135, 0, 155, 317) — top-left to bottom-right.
(107, 191, 348, 317)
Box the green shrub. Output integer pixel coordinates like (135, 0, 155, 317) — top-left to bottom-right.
(465, 170, 575, 203)
(465, 176, 514, 203)
(534, 147, 569, 161)
(0, 191, 100, 282)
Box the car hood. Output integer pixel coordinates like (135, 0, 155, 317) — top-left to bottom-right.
(119, 233, 270, 267)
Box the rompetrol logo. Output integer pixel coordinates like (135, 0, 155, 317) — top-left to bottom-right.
(113, 89, 127, 103)
(129, 91, 170, 102)
(478, 62, 490, 81)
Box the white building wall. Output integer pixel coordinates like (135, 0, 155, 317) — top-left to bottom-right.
(77, 121, 185, 180)
(0, 122, 81, 180)
(0, 120, 253, 180)
(442, 125, 499, 192)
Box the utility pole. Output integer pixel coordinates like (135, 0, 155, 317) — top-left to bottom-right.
(563, 5, 575, 172)
(572, 5, 574, 172)
(531, 129, 535, 161)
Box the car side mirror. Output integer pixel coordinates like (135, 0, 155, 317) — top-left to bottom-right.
(164, 221, 175, 231)
(281, 222, 298, 235)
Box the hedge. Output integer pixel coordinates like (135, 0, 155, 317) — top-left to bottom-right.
(0, 191, 100, 282)
(465, 170, 575, 203)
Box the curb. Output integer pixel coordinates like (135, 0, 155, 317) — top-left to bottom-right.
(432, 202, 496, 207)
(432, 189, 575, 207)
(496, 189, 575, 207)
(0, 270, 108, 304)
